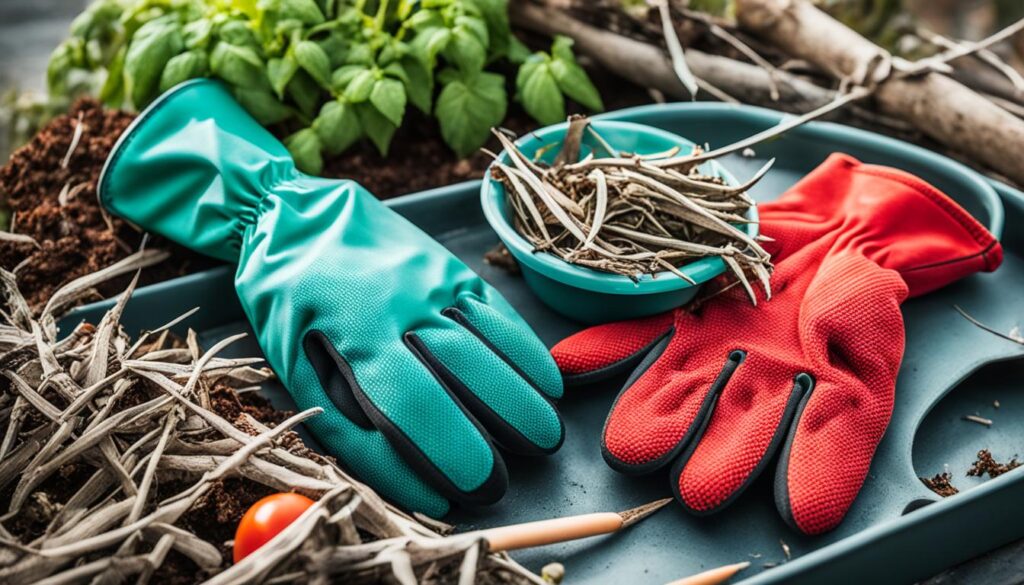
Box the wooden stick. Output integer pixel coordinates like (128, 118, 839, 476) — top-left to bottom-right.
(666, 561, 751, 585)
(475, 498, 672, 552)
(734, 0, 1024, 185)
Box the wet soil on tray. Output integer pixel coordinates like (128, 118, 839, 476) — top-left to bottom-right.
(0, 66, 651, 313)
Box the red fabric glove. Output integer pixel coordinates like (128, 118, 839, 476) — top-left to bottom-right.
(552, 154, 1002, 534)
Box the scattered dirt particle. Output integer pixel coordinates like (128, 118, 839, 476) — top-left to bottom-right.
(921, 472, 960, 497)
(967, 449, 1021, 479)
(484, 242, 520, 274)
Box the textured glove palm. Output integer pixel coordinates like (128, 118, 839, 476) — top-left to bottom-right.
(552, 154, 1002, 534)
(99, 80, 564, 517)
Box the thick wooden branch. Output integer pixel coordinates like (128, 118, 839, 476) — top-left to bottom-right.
(735, 0, 1024, 185)
(510, 2, 835, 113)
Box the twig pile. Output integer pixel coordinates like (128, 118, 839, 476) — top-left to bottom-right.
(0, 260, 542, 583)
(491, 117, 773, 303)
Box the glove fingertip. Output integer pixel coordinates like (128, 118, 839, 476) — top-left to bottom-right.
(552, 314, 675, 384)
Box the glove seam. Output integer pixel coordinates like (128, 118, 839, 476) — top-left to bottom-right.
(854, 165, 997, 264)
(901, 238, 1001, 274)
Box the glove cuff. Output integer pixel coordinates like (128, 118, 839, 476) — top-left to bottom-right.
(99, 79, 295, 262)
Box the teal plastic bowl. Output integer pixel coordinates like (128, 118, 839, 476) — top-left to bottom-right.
(481, 120, 758, 324)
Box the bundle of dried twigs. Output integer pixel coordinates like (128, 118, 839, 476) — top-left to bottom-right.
(0, 256, 542, 584)
(491, 117, 773, 303)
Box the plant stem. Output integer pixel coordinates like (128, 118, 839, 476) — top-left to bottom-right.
(374, 0, 390, 33)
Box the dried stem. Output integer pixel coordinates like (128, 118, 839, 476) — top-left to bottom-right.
(492, 118, 772, 303)
(0, 256, 541, 583)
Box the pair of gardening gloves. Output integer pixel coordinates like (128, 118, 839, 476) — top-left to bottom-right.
(100, 79, 1001, 534)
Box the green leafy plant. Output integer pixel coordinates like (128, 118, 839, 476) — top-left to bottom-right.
(48, 0, 603, 173)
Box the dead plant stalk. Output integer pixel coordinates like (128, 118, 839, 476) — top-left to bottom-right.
(0, 263, 542, 583)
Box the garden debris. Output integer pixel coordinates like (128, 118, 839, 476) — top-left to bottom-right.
(962, 414, 994, 427)
(779, 539, 791, 561)
(954, 305, 1024, 345)
(0, 98, 206, 311)
(541, 562, 565, 584)
(921, 472, 960, 497)
(921, 451, 1020, 498)
(967, 449, 1021, 479)
(0, 265, 543, 583)
(484, 242, 521, 274)
(491, 117, 773, 303)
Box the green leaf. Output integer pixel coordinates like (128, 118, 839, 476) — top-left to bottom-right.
(398, 56, 432, 113)
(183, 19, 213, 49)
(218, 19, 259, 49)
(234, 87, 294, 124)
(124, 18, 184, 108)
(318, 31, 349, 68)
(517, 60, 563, 126)
(382, 62, 408, 85)
(355, 102, 397, 155)
(435, 70, 507, 158)
(274, 18, 305, 38)
(506, 36, 531, 64)
(455, 15, 489, 47)
(445, 26, 486, 73)
(98, 46, 126, 107)
(159, 50, 208, 93)
(70, 0, 122, 39)
(268, 56, 298, 98)
(313, 99, 361, 154)
(550, 58, 603, 112)
(276, 0, 326, 25)
(464, 0, 510, 57)
(551, 34, 575, 63)
(378, 40, 408, 66)
(345, 69, 375, 102)
(47, 41, 78, 96)
(411, 27, 450, 68)
(407, 8, 443, 31)
(344, 42, 374, 65)
(370, 78, 406, 126)
(285, 127, 324, 174)
(286, 70, 322, 117)
(294, 40, 332, 87)
(210, 42, 268, 90)
(331, 64, 368, 91)
(68, 4, 98, 39)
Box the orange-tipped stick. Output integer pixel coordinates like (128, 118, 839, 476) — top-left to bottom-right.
(474, 498, 672, 552)
(666, 561, 751, 585)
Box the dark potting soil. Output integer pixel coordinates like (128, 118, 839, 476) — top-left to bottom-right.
(920, 472, 959, 497)
(0, 98, 212, 311)
(920, 449, 1022, 498)
(967, 449, 1021, 479)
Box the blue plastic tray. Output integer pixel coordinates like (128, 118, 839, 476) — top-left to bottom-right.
(61, 103, 1024, 584)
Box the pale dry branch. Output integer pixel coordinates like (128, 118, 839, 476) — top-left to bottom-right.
(0, 259, 541, 584)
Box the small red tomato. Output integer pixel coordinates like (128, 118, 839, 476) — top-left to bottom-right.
(233, 493, 315, 563)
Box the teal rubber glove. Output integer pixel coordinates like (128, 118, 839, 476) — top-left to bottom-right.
(98, 79, 564, 516)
